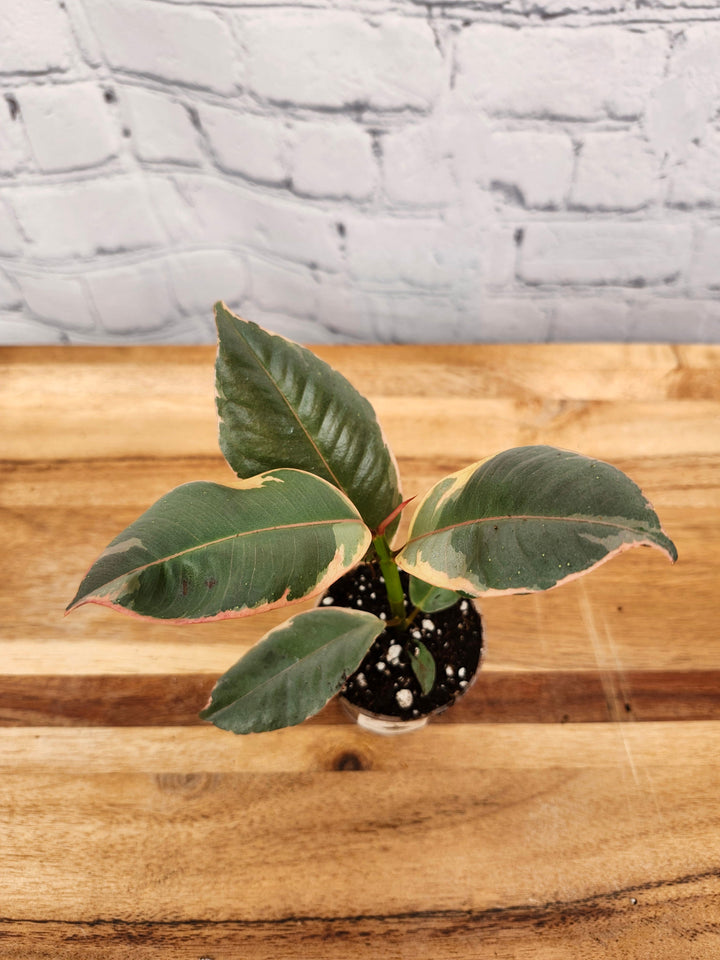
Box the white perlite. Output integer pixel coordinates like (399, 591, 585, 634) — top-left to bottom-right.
(2, 2, 719, 344)
(395, 689, 414, 709)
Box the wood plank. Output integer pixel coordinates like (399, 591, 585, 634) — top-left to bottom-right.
(3, 344, 719, 461)
(1, 669, 718, 726)
(1, 873, 718, 960)
(1, 725, 717, 927)
(2, 456, 715, 673)
(4, 723, 719, 775)
(2, 344, 718, 959)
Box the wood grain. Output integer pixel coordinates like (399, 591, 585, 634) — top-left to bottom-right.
(1, 343, 718, 958)
(1, 669, 719, 726)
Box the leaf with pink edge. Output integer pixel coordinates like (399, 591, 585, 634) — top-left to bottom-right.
(396, 445, 677, 597)
(67, 469, 371, 622)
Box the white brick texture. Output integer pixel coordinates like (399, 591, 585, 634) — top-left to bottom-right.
(84, 0, 236, 94)
(240, 12, 443, 110)
(122, 87, 203, 166)
(13, 179, 165, 259)
(0, 0, 76, 75)
(573, 133, 659, 211)
(455, 25, 666, 121)
(19, 273, 96, 331)
(19, 83, 118, 173)
(85, 261, 177, 334)
(485, 132, 574, 209)
(1, 0, 719, 344)
(201, 106, 288, 183)
(382, 121, 457, 206)
(520, 223, 692, 286)
(290, 121, 375, 200)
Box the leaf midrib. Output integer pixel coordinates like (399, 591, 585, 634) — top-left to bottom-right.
(208, 616, 382, 718)
(102, 516, 365, 580)
(228, 315, 345, 492)
(406, 512, 655, 547)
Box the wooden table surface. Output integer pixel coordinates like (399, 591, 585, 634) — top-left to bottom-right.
(1, 343, 719, 959)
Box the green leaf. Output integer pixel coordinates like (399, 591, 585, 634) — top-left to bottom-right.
(215, 302, 402, 534)
(408, 640, 436, 696)
(200, 608, 385, 733)
(396, 445, 677, 597)
(409, 576, 461, 613)
(67, 469, 371, 621)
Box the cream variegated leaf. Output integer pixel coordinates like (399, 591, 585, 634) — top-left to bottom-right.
(215, 302, 402, 535)
(67, 469, 371, 621)
(396, 445, 677, 597)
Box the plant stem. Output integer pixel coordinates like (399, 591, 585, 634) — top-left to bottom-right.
(372, 534, 407, 625)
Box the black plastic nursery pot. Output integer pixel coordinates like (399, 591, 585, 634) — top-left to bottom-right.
(320, 564, 484, 735)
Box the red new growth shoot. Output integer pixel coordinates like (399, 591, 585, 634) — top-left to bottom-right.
(375, 497, 416, 538)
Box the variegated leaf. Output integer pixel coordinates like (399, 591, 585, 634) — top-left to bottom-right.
(396, 445, 677, 597)
(215, 302, 402, 534)
(200, 608, 385, 733)
(67, 469, 371, 621)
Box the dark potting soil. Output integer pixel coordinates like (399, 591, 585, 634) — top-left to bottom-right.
(321, 564, 483, 721)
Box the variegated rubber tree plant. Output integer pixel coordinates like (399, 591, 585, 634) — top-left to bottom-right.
(68, 303, 677, 734)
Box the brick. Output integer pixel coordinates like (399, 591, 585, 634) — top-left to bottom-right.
(312, 277, 368, 340)
(668, 24, 720, 117)
(19, 273, 96, 331)
(691, 228, 720, 289)
(455, 25, 666, 121)
(485, 226, 519, 289)
(248, 256, 317, 317)
(145, 177, 198, 244)
(83, 0, 236, 94)
(508, 0, 627, 10)
(123, 87, 203, 166)
(13, 178, 166, 259)
(85, 261, 177, 334)
(169, 249, 247, 316)
(382, 120, 457, 206)
(242, 306, 349, 345)
(180, 176, 343, 271)
(626, 299, 720, 342)
(344, 214, 482, 289)
(444, 113, 492, 187)
(668, 130, 720, 208)
(201, 105, 287, 183)
(572, 132, 659, 211)
(18, 83, 118, 173)
(60, 0, 104, 67)
(317, 285, 451, 343)
(241, 11, 442, 110)
(644, 77, 708, 163)
(290, 121, 375, 200)
(361, 290, 463, 343)
(0, 0, 76, 74)
(456, 299, 550, 342)
(0, 313, 68, 345)
(0, 269, 21, 309)
(520, 222, 692, 286)
(0, 197, 23, 256)
(486, 131, 574, 209)
(0, 99, 30, 175)
(548, 297, 630, 341)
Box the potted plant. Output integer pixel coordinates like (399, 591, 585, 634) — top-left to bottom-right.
(67, 303, 678, 735)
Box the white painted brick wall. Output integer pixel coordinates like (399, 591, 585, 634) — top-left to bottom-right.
(240, 12, 444, 111)
(18, 83, 118, 173)
(1, 0, 719, 344)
